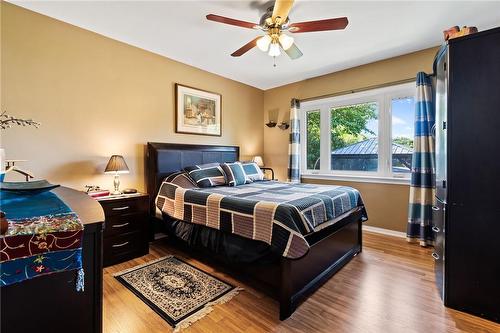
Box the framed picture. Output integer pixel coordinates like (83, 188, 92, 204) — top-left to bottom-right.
(175, 83, 222, 136)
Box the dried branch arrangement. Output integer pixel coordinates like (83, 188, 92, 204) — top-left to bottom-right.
(0, 111, 41, 130)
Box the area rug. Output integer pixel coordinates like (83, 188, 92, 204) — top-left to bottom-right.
(114, 256, 242, 332)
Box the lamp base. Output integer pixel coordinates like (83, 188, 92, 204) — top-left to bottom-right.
(112, 174, 121, 195)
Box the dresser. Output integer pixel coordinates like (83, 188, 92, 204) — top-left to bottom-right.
(1, 187, 105, 333)
(433, 27, 500, 323)
(97, 193, 149, 267)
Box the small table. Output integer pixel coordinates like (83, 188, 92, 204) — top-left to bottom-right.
(96, 193, 149, 267)
(260, 167, 275, 180)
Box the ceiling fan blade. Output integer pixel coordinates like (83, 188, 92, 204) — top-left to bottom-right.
(284, 43, 303, 60)
(231, 37, 260, 57)
(289, 17, 348, 33)
(272, 0, 295, 23)
(206, 14, 259, 29)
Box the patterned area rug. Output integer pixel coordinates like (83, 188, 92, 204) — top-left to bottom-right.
(114, 256, 241, 331)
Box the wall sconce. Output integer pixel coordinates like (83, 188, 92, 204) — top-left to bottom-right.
(266, 108, 279, 127)
(278, 122, 289, 130)
(265, 108, 289, 130)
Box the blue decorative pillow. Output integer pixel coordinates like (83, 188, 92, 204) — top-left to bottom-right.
(184, 163, 226, 188)
(241, 162, 265, 181)
(220, 162, 251, 186)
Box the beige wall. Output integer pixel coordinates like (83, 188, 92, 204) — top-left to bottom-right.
(263, 47, 438, 232)
(305, 179, 411, 233)
(1, 3, 263, 192)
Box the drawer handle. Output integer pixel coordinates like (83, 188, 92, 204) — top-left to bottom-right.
(112, 241, 129, 248)
(431, 206, 440, 211)
(112, 206, 130, 211)
(431, 252, 440, 260)
(432, 226, 440, 233)
(112, 222, 130, 228)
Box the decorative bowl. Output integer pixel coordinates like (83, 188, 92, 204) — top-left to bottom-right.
(0, 180, 59, 194)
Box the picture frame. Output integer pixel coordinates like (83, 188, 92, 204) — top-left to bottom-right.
(175, 83, 222, 136)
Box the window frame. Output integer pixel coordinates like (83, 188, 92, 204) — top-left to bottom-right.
(300, 82, 415, 184)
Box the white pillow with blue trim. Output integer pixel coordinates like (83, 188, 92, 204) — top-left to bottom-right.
(241, 162, 265, 181)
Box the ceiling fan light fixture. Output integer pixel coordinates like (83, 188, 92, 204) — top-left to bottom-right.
(279, 33, 294, 50)
(268, 42, 281, 57)
(207, 1, 349, 61)
(256, 35, 272, 52)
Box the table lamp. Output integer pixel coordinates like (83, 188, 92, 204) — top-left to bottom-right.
(104, 155, 129, 195)
(252, 156, 264, 167)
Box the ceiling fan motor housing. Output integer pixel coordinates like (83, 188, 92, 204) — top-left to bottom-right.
(259, 6, 290, 29)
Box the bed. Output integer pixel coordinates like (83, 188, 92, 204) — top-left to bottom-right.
(146, 142, 367, 320)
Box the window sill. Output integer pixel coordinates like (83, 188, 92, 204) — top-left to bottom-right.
(301, 173, 410, 185)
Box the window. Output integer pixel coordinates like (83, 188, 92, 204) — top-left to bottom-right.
(301, 82, 415, 182)
(330, 102, 378, 172)
(306, 110, 321, 170)
(391, 97, 415, 174)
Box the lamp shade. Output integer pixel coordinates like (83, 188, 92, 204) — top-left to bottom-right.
(252, 156, 264, 167)
(104, 155, 129, 174)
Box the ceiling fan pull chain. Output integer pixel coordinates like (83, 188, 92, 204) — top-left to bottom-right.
(273, 56, 277, 67)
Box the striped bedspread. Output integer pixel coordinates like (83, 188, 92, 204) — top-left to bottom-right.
(156, 180, 367, 259)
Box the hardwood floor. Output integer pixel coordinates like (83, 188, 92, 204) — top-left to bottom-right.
(103, 231, 500, 333)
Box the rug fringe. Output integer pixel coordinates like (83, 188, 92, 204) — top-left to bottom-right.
(112, 255, 174, 277)
(173, 287, 243, 332)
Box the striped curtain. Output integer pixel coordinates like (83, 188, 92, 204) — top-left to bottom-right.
(287, 98, 301, 183)
(407, 73, 436, 246)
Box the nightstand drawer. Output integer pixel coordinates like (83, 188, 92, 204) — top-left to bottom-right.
(101, 198, 147, 217)
(103, 231, 148, 267)
(104, 213, 145, 237)
(97, 193, 150, 267)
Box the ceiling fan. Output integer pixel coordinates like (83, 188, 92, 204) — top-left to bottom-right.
(206, 0, 348, 62)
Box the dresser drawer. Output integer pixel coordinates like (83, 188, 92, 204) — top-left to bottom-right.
(103, 231, 148, 267)
(104, 213, 146, 237)
(101, 198, 147, 217)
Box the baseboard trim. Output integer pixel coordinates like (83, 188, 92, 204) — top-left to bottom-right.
(363, 225, 406, 238)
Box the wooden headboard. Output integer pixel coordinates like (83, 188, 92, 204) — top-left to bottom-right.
(146, 142, 240, 216)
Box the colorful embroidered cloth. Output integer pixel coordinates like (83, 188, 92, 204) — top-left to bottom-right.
(156, 179, 367, 259)
(0, 191, 84, 288)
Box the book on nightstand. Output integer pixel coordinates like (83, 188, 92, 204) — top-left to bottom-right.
(87, 190, 109, 198)
(87, 189, 110, 198)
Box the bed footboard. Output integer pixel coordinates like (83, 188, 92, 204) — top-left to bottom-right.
(279, 216, 362, 320)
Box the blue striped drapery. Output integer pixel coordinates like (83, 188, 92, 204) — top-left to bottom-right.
(287, 98, 301, 183)
(407, 72, 436, 246)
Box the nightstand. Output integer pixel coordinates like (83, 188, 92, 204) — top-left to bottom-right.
(97, 193, 149, 267)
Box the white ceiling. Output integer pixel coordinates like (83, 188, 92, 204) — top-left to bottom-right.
(9, 1, 500, 90)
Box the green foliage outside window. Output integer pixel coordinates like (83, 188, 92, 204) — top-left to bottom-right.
(306, 103, 378, 169)
(393, 136, 414, 149)
(306, 111, 321, 169)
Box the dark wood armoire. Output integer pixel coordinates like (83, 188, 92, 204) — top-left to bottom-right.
(433, 26, 500, 323)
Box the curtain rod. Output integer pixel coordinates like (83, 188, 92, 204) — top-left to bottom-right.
(299, 77, 416, 103)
